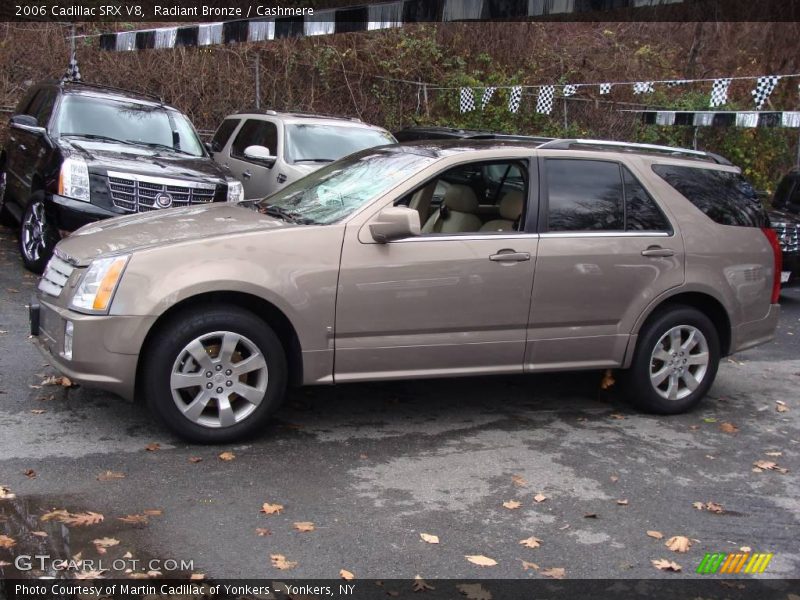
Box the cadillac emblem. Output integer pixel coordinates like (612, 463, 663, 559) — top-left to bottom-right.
(155, 192, 173, 209)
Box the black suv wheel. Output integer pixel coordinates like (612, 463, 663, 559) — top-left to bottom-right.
(19, 196, 59, 273)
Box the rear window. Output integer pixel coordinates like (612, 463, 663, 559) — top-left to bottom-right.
(211, 118, 240, 153)
(652, 165, 767, 227)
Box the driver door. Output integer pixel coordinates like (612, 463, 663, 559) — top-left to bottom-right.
(226, 118, 279, 199)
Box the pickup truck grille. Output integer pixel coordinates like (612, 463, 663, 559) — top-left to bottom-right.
(773, 222, 800, 254)
(107, 171, 217, 213)
(38, 254, 75, 298)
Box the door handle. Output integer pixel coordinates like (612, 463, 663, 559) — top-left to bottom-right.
(641, 246, 675, 258)
(489, 249, 531, 262)
(242, 171, 252, 179)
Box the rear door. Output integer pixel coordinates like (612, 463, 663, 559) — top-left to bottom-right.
(525, 155, 684, 371)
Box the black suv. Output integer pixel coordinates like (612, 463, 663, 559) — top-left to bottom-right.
(0, 80, 242, 272)
(769, 170, 800, 285)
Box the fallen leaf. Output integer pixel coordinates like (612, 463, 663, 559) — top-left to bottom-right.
(776, 401, 789, 413)
(293, 521, 315, 532)
(541, 567, 566, 579)
(720, 422, 739, 434)
(340, 568, 355, 580)
(42, 375, 72, 387)
(610, 413, 626, 420)
(188, 457, 203, 463)
(521, 560, 539, 571)
(693, 501, 725, 513)
(533, 493, 548, 503)
(511, 474, 527, 487)
(260, 502, 284, 515)
(270, 554, 297, 570)
(753, 460, 789, 474)
(23, 469, 36, 478)
(457, 584, 492, 600)
(30, 409, 46, 415)
(62, 511, 104, 526)
(218, 451, 236, 461)
(145, 443, 160, 452)
(616, 499, 629, 506)
(503, 500, 522, 510)
(146, 570, 162, 577)
(647, 530, 664, 540)
(92, 537, 120, 550)
(190, 574, 205, 581)
(765, 451, 783, 457)
(255, 528, 271, 536)
(97, 470, 125, 481)
(420, 533, 439, 544)
(412, 575, 434, 592)
(652, 558, 682, 572)
(30, 531, 48, 538)
(703, 417, 718, 423)
(143, 509, 162, 516)
(74, 569, 105, 580)
(122, 552, 133, 559)
(40, 509, 69, 522)
(0, 535, 15, 549)
(740, 546, 752, 553)
(118, 514, 148, 525)
(665, 536, 692, 553)
(465, 555, 498, 567)
(601, 370, 616, 390)
(610, 475, 619, 483)
(519, 536, 542, 549)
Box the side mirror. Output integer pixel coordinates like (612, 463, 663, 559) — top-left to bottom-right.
(244, 145, 277, 167)
(369, 206, 421, 243)
(204, 141, 214, 154)
(10, 114, 45, 134)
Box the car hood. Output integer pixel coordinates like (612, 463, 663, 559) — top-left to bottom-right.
(56, 202, 288, 266)
(60, 138, 228, 182)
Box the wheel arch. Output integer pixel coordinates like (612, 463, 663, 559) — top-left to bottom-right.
(632, 291, 732, 359)
(135, 291, 303, 401)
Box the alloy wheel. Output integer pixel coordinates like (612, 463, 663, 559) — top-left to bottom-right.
(21, 201, 47, 263)
(649, 325, 710, 401)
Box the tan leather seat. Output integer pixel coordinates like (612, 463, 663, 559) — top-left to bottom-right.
(422, 184, 482, 234)
(480, 191, 524, 233)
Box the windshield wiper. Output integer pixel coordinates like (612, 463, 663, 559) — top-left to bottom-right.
(261, 205, 311, 225)
(125, 140, 194, 156)
(62, 133, 136, 145)
(294, 159, 334, 164)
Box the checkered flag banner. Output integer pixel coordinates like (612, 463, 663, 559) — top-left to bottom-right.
(599, 83, 612, 95)
(666, 80, 690, 88)
(709, 78, 732, 108)
(633, 81, 655, 95)
(536, 86, 556, 115)
(508, 86, 523, 113)
(481, 87, 496, 110)
(752, 76, 781, 109)
(563, 84, 578, 97)
(62, 49, 81, 82)
(459, 87, 476, 113)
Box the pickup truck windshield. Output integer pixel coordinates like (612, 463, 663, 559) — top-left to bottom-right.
(55, 95, 205, 157)
(285, 124, 396, 164)
(256, 150, 434, 225)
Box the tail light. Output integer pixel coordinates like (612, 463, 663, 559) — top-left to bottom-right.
(762, 227, 782, 304)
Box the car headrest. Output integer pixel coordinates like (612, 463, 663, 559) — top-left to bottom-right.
(443, 184, 479, 213)
(499, 190, 524, 221)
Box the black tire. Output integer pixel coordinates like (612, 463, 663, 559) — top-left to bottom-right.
(143, 306, 287, 444)
(0, 171, 15, 226)
(623, 305, 720, 415)
(19, 196, 59, 273)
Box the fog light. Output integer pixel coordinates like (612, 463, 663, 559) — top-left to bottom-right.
(64, 321, 74, 360)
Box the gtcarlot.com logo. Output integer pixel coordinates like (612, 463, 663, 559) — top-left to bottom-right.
(697, 552, 774, 574)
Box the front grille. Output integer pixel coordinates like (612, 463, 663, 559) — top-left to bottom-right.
(107, 171, 217, 214)
(773, 222, 800, 254)
(38, 254, 75, 298)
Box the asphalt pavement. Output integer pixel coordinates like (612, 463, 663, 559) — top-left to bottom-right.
(0, 224, 798, 585)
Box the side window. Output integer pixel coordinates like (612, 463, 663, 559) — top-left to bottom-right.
(211, 118, 240, 153)
(22, 90, 45, 119)
(545, 159, 623, 232)
(623, 167, 670, 231)
(652, 164, 767, 227)
(33, 90, 56, 128)
(400, 160, 529, 235)
(231, 119, 279, 159)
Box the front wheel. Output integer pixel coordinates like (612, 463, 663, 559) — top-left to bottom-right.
(623, 306, 720, 414)
(19, 197, 59, 273)
(143, 306, 287, 443)
(0, 170, 14, 226)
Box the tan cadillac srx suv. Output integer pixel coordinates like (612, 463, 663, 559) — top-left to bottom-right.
(30, 139, 783, 443)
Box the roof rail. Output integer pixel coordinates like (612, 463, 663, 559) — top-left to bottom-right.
(537, 139, 732, 166)
(61, 80, 164, 104)
(261, 109, 362, 123)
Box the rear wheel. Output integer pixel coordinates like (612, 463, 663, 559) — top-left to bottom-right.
(0, 170, 14, 226)
(623, 306, 720, 414)
(143, 306, 287, 443)
(19, 197, 58, 273)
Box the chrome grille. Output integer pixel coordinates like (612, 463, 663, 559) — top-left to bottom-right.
(38, 254, 75, 298)
(773, 222, 800, 254)
(107, 171, 217, 213)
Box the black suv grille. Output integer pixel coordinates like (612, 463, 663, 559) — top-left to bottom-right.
(773, 222, 800, 254)
(107, 172, 217, 213)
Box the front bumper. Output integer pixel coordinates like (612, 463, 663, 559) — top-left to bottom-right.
(44, 193, 121, 233)
(29, 298, 155, 401)
(781, 252, 800, 286)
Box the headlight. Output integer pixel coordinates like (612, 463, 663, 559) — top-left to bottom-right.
(70, 255, 129, 313)
(58, 156, 91, 202)
(226, 179, 244, 202)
